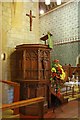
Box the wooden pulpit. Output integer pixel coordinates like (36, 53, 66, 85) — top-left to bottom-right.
(14, 44, 51, 114)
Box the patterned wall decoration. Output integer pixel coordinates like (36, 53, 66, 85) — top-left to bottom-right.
(39, 1, 80, 66)
(50, 42, 79, 66)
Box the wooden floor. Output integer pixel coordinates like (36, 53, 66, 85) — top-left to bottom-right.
(44, 99, 80, 118)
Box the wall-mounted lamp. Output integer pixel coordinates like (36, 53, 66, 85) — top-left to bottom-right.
(1, 53, 6, 60)
(56, 0, 61, 5)
(45, 0, 50, 5)
(40, 9, 44, 15)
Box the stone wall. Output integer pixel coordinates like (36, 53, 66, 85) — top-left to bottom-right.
(1, 1, 39, 80)
(0, 2, 2, 80)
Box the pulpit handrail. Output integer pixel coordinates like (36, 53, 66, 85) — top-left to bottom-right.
(0, 80, 20, 103)
(0, 97, 44, 110)
(0, 80, 20, 87)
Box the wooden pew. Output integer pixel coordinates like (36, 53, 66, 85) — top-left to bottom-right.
(62, 64, 80, 80)
(62, 64, 71, 81)
(70, 64, 80, 79)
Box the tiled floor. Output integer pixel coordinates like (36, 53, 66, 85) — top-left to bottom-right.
(44, 99, 80, 118)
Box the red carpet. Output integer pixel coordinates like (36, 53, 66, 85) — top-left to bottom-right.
(44, 99, 79, 118)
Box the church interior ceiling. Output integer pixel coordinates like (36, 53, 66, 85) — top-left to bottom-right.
(39, 0, 71, 15)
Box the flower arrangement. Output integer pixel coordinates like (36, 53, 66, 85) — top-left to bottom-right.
(50, 59, 65, 96)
